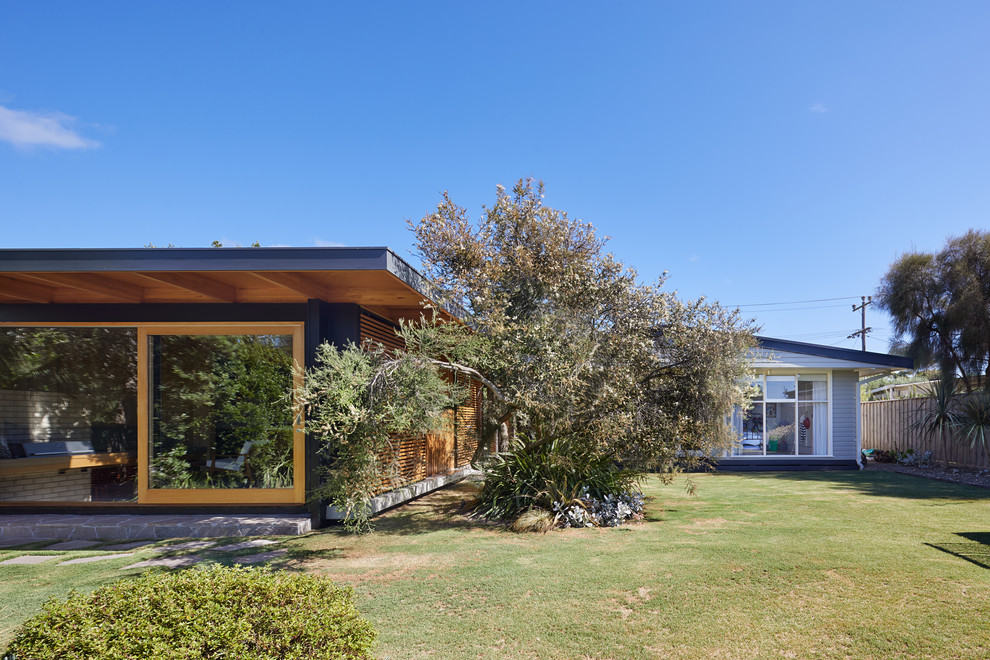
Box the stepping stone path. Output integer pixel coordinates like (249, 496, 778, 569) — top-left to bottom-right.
(123, 555, 204, 570)
(1, 555, 56, 565)
(101, 540, 156, 551)
(154, 541, 217, 553)
(45, 540, 100, 551)
(234, 549, 288, 564)
(59, 553, 135, 565)
(1, 536, 288, 570)
(217, 539, 279, 552)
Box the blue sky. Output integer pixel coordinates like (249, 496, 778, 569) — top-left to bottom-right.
(2, 2, 988, 352)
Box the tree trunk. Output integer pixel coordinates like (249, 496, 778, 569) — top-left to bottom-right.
(497, 422, 510, 453)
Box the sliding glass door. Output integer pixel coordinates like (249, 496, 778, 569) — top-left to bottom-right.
(138, 325, 305, 504)
(731, 373, 831, 457)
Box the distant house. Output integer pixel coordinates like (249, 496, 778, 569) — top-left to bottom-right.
(721, 337, 913, 471)
(0, 247, 482, 527)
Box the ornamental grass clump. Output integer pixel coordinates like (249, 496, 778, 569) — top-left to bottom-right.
(2, 564, 376, 660)
(477, 435, 644, 530)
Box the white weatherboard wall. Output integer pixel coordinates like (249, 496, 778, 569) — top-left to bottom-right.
(830, 370, 859, 462)
(720, 340, 911, 470)
(722, 352, 874, 466)
(750, 349, 888, 462)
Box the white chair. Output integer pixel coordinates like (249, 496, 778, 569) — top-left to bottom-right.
(209, 440, 254, 477)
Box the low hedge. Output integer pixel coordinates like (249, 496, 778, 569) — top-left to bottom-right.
(3, 564, 375, 660)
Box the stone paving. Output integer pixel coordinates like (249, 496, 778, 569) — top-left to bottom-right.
(0, 513, 312, 541)
(59, 553, 135, 565)
(234, 549, 288, 564)
(217, 539, 278, 552)
(0, 538, 39, 548)
(1, 533, 289, 570)
(155, 540, 217, 553)
(0, 555, 56, 565)
(123, 555, 204, 570)
(46, 540, 100, 551)
(102, 540, 157, 551)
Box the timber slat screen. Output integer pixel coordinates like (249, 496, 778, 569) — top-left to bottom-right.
(862, 397, 990, 469)
(360, 312, 484, 494)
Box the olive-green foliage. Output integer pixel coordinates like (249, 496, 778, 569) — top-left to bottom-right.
(2, 564, 375, 660)
(410, 178, 757, 474)
(877, 229, 990, 392)
(296, 329, 466, 531)
(476, 435, 643, 521)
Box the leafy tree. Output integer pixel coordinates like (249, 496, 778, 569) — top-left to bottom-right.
(296, 323, 469, 531)
(877, 230, 990, 392)
(297, 179, 755, 529)
(409, 178, 757, 480)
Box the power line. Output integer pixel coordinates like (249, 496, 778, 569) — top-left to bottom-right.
(732, 296, 860, 308)
(741, 303, 853, 313)
(779, 326, 891, 337)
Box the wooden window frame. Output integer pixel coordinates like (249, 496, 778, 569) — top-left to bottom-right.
(0, 321, 305, 506)
(138, 323, 305, 505)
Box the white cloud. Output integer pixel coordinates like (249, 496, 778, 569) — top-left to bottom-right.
(810, 102, 827, 113)
(313, 238, 346, 247)
(0, 104, 101, 150)
(689, 254, 699, 262)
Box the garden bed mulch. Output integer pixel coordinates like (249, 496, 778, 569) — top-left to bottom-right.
(864, 461, 990, 489)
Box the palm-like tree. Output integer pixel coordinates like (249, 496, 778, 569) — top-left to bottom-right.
(912, 375, 960, 470)
(955, 391, 990, 452)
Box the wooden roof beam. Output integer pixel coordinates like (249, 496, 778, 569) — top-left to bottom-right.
(252, 272, 329, 300)
(135, 272, 237, 303)
(0, 275, 55, 303)
(20, 273, 145, 303)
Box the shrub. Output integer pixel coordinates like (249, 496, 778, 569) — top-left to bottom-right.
(477, 435, 643, 525)
(872, 448, 900, 463)
(898, 449, 932, 467)
(868, 447, 932, 467)
(551, 490, 645, 528)
(3, 565, 376, 660)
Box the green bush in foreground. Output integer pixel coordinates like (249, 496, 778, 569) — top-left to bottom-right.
(3, 564, 375, 660)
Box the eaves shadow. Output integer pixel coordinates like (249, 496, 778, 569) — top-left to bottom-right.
(724, 470, 990, 501)
(927, 532, 990, 569)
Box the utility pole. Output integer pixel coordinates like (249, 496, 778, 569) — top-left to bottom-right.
(848, 296, 872, 351)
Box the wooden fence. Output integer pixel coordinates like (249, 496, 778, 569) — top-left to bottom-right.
(861, 397, 990, 469)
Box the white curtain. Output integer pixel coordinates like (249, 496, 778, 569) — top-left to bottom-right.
(811, 379, 828, 455)
(813, 402, 828, 454)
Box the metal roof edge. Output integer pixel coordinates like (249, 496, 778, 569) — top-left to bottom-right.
(384, 249, 468, 320)
(0, 247, 392, 272)
(755, 335, 914, 369)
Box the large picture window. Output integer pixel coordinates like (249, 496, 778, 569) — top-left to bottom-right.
(0, 323, 305, 505)
(731, 374, 830, 457)
(139, 325, 304, 505)
(0, 327, 138, 502)
(149, 334, 295, 491)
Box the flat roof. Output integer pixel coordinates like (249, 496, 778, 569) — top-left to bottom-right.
(0, 246, 462, 321)
(755, 336, 914, 370)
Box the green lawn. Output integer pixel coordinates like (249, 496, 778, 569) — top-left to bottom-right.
(3, 471, 990, 658)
